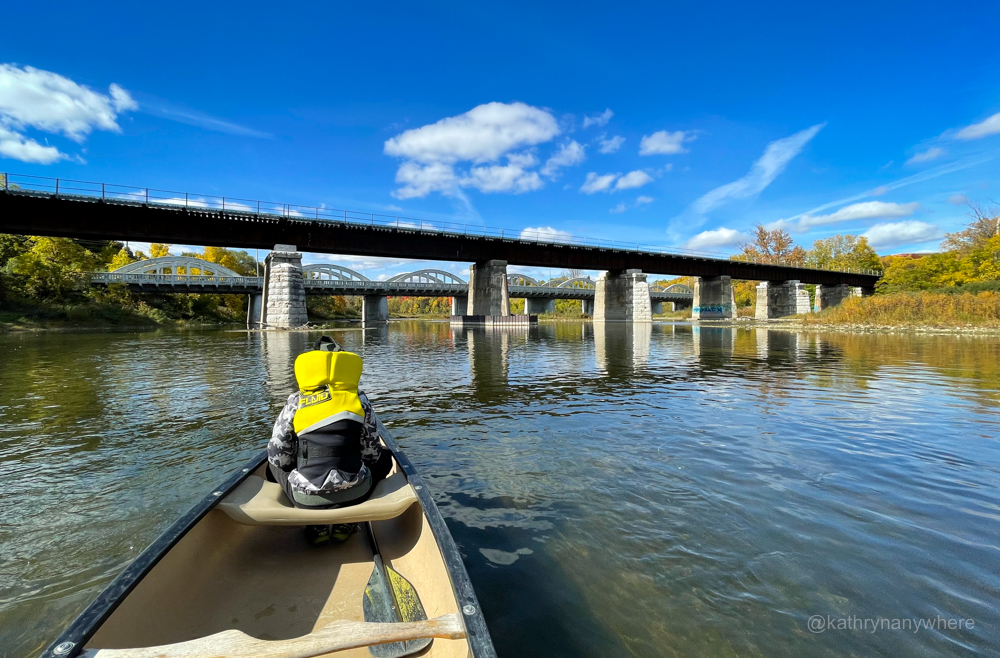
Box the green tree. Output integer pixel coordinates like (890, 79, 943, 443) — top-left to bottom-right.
(807, 234, 881, 272)
(109, 247, 139, 270)
(4, 237, 100, 300)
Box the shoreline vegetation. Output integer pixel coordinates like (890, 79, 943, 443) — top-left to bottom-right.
(1, 202, 997, 333)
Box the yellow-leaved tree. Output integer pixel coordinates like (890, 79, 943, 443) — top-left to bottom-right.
(149, 243, 171, 258)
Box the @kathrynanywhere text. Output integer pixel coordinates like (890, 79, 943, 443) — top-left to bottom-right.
(808, 615, 974, 634)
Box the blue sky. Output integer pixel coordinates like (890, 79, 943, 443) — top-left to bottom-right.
(2, 1, 999, 280)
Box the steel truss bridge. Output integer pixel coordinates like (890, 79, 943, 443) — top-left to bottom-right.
(89, 258, 695, 302)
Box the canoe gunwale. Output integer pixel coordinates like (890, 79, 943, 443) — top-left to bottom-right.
(41, 450, 269, 658)
(43, 413, 498, 658)
(374, 417, 498, 658)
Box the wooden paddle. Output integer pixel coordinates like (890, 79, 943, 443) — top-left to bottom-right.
(81, 614, 465, 658)
(362, 522, 433, 657)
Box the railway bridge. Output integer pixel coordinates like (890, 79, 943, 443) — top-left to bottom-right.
(0, 173, 881, 327)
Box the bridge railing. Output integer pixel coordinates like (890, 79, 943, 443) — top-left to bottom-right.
(89, 272, 693, 298)
(5, 173, 881, 277)
(91, 273, 264, 286)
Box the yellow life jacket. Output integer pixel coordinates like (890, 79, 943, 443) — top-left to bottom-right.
(292, 350, 365, 435)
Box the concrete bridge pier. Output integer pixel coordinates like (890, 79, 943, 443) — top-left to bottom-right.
(692, 276, 736, 319)
(651, 301, 664, 315)
(263, 245, 308, 328)
(363, 294, 389, 325)
(594, 269, 652, 323)
(755, 280, 811, 319)
(247, 292, 263, 329)
(581, 299, 594, 317)
(451, 295, 468, 316)
(468, 260, 510, 316)
(526, 298, 555, 315)
(814, 284, 862, 311)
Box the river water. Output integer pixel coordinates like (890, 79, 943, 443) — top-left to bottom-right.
(1, 322, 998, 657)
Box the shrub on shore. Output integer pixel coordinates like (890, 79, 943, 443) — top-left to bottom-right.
(804, 291, 1000, 327)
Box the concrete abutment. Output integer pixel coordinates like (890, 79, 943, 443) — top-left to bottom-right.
(362, 294, 389, 325)
(468, 260, 510, 316)
(692, 276, 736, 320)
(814, 284, 863, 312)
(755, 280, 811, 319)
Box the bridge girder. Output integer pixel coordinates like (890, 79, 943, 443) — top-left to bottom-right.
(0, 192, 882, 288)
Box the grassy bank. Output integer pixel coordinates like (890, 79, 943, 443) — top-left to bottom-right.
(0, 300, 165, 331)
(803, 291, 1000, 328)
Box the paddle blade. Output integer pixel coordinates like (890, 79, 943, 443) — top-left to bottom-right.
(363, 561, 431, 658)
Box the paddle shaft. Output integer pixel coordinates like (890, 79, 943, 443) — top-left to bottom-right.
(366, 522, 403, 621)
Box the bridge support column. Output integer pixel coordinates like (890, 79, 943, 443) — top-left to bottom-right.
(363, 295, 389, 325)
(581, 299, 594, 316)
(755, 280, 811, 319)
(651, 301, 664, 315)
(814, 284, 862, 311)
(468, 260, 510, 316)
(526, 298, 555, 315)
(264, 245, 308, 328)
(594, 269, 652, 323)
(247, 293, 263, 329)
(692, 276, 735, 319)
(451, 295, 468, 316)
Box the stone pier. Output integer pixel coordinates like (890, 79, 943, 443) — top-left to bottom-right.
(651, 301, 664, 315)
(362, 294, 389, 325)
(451, 295, 468, 316)
(594, 269, 652, 323)
(755, 280, 811, 319)
(263, 245, 308, 328)
(526, 298, 555, 315)
(581, 299, 594, 317)
(814, 284, 862, 311)
(468, 260, 510, 316)
(691, 276, 735, 320)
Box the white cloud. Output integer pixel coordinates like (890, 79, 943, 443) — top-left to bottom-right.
(955, 111, 1000, 140)
(947, 193, 968, 205)
(519, 226, 572, 242)
(906, 147, 946, 164)
(384, 101, 562, 198)
(541, 140, 586, 177)
(384, 102, 558, 164)
(0, 124, 63, 163)
(392, 161, 459, 199)
(798, 201, 919, 228)
(639, 130, 695, 155)
(598, 134, 625, 154)
(609, 202, 628, 214)
(581, 170, 653, 194)
(691, 123, 824, 214)
(863, 221, 940, 247)
(614, 170, 653, 191)
(682, 227, 745, 250)
(465, 157, 543, 194)
(0, 63, 136, 163)
(580, 172, 618, 194)
(583, 108, 613, 129)
(635, 196, 654, 205)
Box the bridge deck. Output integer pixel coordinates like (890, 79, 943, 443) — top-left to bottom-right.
(0, 185, 880, 288)
(88, 273, 693, 301)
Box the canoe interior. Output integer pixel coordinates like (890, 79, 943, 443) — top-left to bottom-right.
(85, 463, 470, 658)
